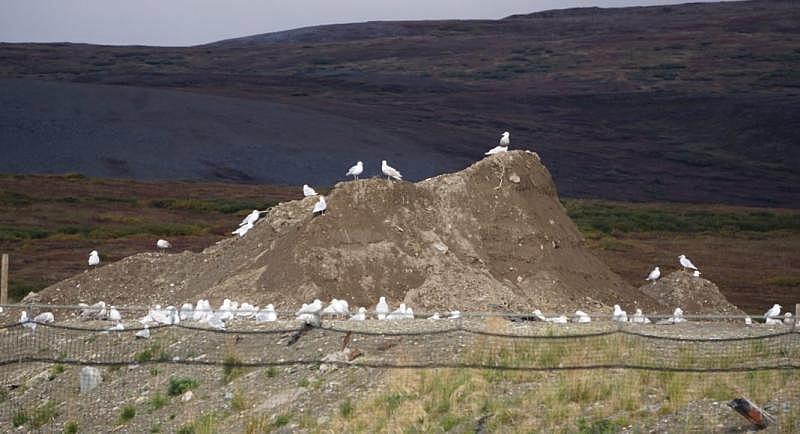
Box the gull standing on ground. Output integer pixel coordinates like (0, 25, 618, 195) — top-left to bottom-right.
(156, 239, 171, 250)
(240, 210, 261, 227)
(256, 304, 277, 322)
(346, 161, 363, 180)
(232, 222, 253, 237)
(108, 307, 121, 322)
(21, 311, 35, 330)
(532, 309, 547, 322)
(485, 131, 510, 155)
(375, 297, 389, 320)
(303, 184, 318, 197)
(387, 303, 408, 320)
(33, 312, 54, 325)
(612, 305, 628, 322)
(312, 196, 327, 216)
(88, 250, 100, 267)
(381, 160, 403, 181)
(678, 254, 698, 272)
(350, 307, 367, 321)
(764, 304, 782, 324)
(573, 310, 591, 323)
(135, 325, 150, 339)
(783, 312, 794, 325)
(630, 308, 651, 324)
(646, 266, 661, 283)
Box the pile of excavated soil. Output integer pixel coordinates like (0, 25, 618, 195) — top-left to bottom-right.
(40, 151, 736, 314)
(639, 271, 743, 315)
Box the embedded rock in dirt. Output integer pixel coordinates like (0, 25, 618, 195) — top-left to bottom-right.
(42, 151, 664, 312)
(639, 271, 743, 315)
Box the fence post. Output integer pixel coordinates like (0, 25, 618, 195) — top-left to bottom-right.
(795, 303, 799, 330)
(0, 253, 8, 305)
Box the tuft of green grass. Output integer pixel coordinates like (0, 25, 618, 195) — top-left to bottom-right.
(339, 399, 353, 419)
(222, 353, 244, 383)
(30, 400, 58, 428)
(168, 376, 198, 397)
(135, 343, 170, 363)
(12, 411, 28, 427)
(118, 404, 136, 423)
(297, 377, 310, 388)
(272, 413, 291, 428)
(264, 366, 278, 378)
(231, 389, 248, 412)
(149, 392, 168, 411)
(63, 420, 79, 434)
(177, 413, 217, 434)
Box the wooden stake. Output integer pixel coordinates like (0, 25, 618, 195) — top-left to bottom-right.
(0, 253, 8, 305)
(795, 303, 800, 329)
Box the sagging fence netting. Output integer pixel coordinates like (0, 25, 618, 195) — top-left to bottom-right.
(1, 312, 798, 432)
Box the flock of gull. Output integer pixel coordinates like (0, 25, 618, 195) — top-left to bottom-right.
(31, 130, 788, 333)
(16, 295, 793, 333)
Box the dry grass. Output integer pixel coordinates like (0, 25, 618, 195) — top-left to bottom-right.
(326, 318, 800, 433)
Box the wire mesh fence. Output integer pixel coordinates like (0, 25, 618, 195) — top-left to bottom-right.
(0, 306, 798, 432)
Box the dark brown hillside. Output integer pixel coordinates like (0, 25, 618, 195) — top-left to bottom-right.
(0, 0, 798, 207)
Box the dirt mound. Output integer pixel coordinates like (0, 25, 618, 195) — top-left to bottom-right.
(639, 271, 743, 315)
(43, 151, 665, 312)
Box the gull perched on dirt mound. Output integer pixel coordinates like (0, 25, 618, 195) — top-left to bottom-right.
(156, 239, 171, 250)
(33, 311, 55, 324)
(375, 297, 389, 320)
(295, 299, 323, 323)
(323, 299, 349, 317)
(646, 266, 661, 283)
(256, 304, 277, 322)
(135, 325, 150, 339)
(350, 307, 367, 321)
(764, 304, 782, 324)
(108, 307, 121, 322)
(233, 210, 262, 237)
(381, 160, 403, 181)
(573, 310, 591, 323)
(678, 254, 698, 272)
(783, 312, 794, 325)
(192, 299, 213, 322)
(179, 303, 194, 321)
(630, 309, 651, 324)
(657, 307, 686, 324)
(387, 303, 409, 320)
(346, 161, 363, 180)
(21, 311, 35, 330)
(612, 305, 628, 322)
(303, 184, 317, 197)
(88, 250, 100, 267)
(485, 131, 510, 155)
(312, 196, 327, 216)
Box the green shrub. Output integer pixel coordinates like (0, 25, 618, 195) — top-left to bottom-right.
(31, 400, 58, 428)
(118, 404, 136, 423)
(168, 376, 198, 396)
(12, 411, 28, 427)
(150, 392, 168, 411)
(63, 420, 79, 433)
